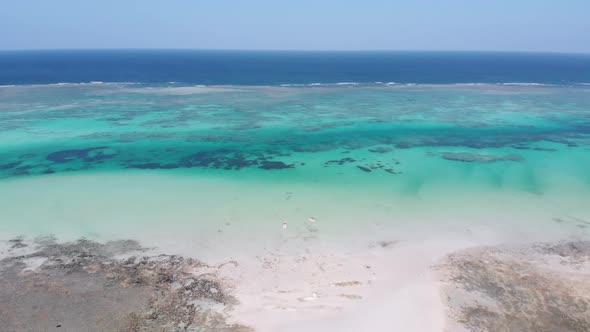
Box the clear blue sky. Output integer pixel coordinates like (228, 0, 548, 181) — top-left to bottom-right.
(1, 0, 589, 52)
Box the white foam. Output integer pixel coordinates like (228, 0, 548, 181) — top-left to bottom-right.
(500, 82, 548, 86)
(1, 82, 586, 90)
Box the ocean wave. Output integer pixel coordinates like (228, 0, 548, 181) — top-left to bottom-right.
(384, 82, 417, 86)
(52, 81, 108, 86)
(279, 83, 307, 87)
(0, 82, 142, 88)
(499, 82, 549, 86)
(281, 82, 360, 87)
(48, 81, 137, 87)
(1, 81, 587, 89)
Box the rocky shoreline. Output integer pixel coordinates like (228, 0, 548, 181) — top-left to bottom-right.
(438, 241, 590, 332)
(1, 236, 589, 332)
(0, 237, 251, 332)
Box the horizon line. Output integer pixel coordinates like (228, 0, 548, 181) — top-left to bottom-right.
(1, 48, 589, 55)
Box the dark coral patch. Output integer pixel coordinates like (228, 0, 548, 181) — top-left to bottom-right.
(0, 161, 22, 170)
(11, 164, 54, 176)
(324, 157, 356, 167)
(259, 161, 294, 170)
(180, 149, 261, 170)
(47, 147, 117, 164)
(395, 142, 415, 149)
(127, 163, 179, 170)
(512, 144, 557, 152)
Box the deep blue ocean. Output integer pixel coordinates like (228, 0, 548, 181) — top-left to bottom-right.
(1, 50, 590, 85)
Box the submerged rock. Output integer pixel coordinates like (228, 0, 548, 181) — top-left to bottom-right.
(433, 152, 523, 163)
(7, 236, 27, 249)
(127, 162, 180, 170)
(368, 146, 393, 153)
(324, 157, 356, 167)
(357, 165, 372, 172)
(258, 160, 294, 170)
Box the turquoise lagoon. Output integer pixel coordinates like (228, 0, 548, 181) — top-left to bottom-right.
(0, 83, 589, 253)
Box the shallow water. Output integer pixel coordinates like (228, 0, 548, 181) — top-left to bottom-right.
(0, 83, 589, 245)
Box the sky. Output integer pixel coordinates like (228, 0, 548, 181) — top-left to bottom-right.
(1, 0, 589, 53)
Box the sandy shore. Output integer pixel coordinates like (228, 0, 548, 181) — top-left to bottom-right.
(1, 170, 589, 331)
(1, 218, 589, 332)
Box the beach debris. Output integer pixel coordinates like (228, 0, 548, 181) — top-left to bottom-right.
(369, 240, 400, 249)
(265, 305, 297, 312)
(307, 217, 317, 222)
(339, 294, 363, 300)
(298, 292, 318, 302)
(378, 240, 399, 248)
(282, 221, 288, 229)
(332, 281, 362, 287)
